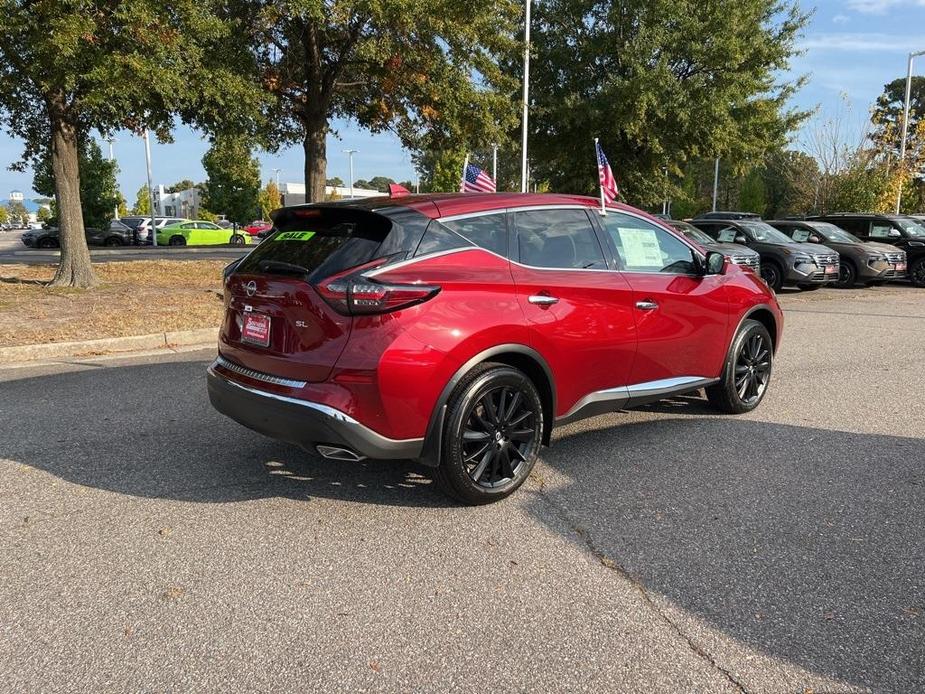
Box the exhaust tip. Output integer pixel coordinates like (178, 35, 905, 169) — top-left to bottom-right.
(316, 445, 367, 462)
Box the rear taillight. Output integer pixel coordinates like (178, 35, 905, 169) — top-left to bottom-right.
(315, 263, 439, 315)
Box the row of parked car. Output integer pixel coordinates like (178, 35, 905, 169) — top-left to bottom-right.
(661, 211, 924, 290)
(19, 217, 274, 249)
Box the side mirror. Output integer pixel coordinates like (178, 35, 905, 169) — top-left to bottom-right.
(704, 251, 725, 275)
(808, 234, 822, 244)
(889, 228, 901, 238)
(734, 234, 747, 245)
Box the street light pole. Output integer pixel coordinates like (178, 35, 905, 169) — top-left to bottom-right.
(343, 149, 357, 199)
(492, 143, 498, 186)
(273, 168, 281, 188)
(143, 129, 157, 247)
(896, 49, 925, 214)
(712, 157, 720, 212)
(107, 137, 118, 219)
(520, 0, 531, 193)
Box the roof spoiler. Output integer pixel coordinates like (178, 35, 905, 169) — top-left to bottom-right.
(388, 183, 410, 198)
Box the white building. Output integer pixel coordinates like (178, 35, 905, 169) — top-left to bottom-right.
(155, 185, 201, 218)
(279, 182, 382, 207)
(9, 190, 24, 203)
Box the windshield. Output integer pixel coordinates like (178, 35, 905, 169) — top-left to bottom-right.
(676, 225, 715, 245)
(897, 218, 925, 237)
(805, 222, 861, 244)
(737, 220, 794, 244)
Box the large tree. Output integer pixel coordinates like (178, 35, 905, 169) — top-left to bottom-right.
(33, 138, 120, 230)
(526, 0, 809, 206)
(244, 0, 519, 202)
(0, 0, 259, 287)
(203, 135, 262, 224)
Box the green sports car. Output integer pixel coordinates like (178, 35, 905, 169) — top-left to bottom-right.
(157, 220, 250, 246)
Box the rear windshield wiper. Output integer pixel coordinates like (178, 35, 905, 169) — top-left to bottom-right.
(257, 259, 311, 277)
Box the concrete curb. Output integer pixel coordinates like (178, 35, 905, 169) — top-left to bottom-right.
(0, 328, 218, 365)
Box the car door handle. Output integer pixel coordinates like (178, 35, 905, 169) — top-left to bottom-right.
(635, 299, 658, 311)
(528, 295, 559, 306)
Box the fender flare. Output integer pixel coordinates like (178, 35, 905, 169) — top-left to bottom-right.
(416, 343, 556, 468)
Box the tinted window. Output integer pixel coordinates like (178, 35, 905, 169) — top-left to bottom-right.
(414, 221, 473, 256)
(442, 214, 508, 256)
(515, 209, 606, 269)
(830, 218, 868, 236)
(182, 222, 195, 229)
(870, 223, 895, 238)
(603, 212, 696, 274)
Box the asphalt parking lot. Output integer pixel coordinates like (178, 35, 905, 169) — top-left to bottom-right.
(1, 285, 923, 693)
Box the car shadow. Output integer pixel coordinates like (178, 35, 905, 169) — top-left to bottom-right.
(527, 407, 925, 692)
(0, 359, 449, 508)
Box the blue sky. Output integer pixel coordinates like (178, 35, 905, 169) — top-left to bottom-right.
(3, 0, 925, 201)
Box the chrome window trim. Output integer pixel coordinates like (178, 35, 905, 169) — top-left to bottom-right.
(214, 355, 307, 389)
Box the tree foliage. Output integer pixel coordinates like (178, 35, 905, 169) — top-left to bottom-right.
(0, 0, 261, 286)
(241, 0, 520, 201)
(257, 180, 282, 220)
(133, 185, 151, 215)
(526, 0, 809, 206)
(5, 201, 28, 225)
(203, 135, 261, 224)
(34, 138, 120, 229)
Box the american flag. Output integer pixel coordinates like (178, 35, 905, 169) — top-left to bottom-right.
(595, 141, 619, 204)
(461, 164, 496, 193)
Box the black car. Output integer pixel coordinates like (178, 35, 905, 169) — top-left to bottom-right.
(810, 213, 925, 287)
(20, 220, 134, 248)
(665, 220, 761, 272)
(693, 211, 761, 221)
(692, 218, 839, 291)
(768, 219, 906, 288)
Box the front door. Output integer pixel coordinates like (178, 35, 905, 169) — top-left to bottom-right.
(509, 207, 637, 420)
(598, 212, 730, 384)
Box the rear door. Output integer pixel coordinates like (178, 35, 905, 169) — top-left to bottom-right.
(509, 207, 637, 418)
(598, 212, 730, 384)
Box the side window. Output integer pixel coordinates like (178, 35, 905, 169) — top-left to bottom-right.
(515, 209, 607, 269)
(694, 223, 721, 240)
(441, 213, 509, 257)
(790, 227, 811, 242)
(602, 212, 697, 274)
(413, 221, 473, 257)
(182, 222, 195, 229)
(870, 222, 894, 238)
(837, 219, 868, 236)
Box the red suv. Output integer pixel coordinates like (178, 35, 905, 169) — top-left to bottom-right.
(208, 193, 782, 504)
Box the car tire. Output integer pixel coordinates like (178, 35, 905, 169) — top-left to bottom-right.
(230, 234, 246, 246)
(706, 319, 773, 415)
(910, 258, 925, 288)
(759, 261, 783, 292)
(104, 237, 123, 247)
(433, 363, 543, 505)
(168, 236, 186, 247)
(37, 237, 58, 249)
(835, 260, 856, 288)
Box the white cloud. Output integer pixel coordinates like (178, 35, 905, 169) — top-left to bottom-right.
(846, 0, 925, 14)
(799, 32, 925, 53)
(832, 14, 850, 23)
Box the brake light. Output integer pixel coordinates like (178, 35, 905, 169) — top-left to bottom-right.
(315, 263, 440, 315)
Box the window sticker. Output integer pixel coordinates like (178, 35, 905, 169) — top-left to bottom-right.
(619, 227, 663, 267)
(792, 229, 810, 242)
(717, 228, 738, 243)
(274, 231, 316, 241)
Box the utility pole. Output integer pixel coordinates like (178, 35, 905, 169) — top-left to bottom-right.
(520, 0, 531, 193)
(896, 49, 925, 214)
(144, 130, 157, 247)
(712, 157, 720, 212)
(492, 144, 498, 185)
(273, 168, 281, 188)
(343, 149, 357, 199)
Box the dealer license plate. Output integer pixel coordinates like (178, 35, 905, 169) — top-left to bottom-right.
(241, 313, 271, 347)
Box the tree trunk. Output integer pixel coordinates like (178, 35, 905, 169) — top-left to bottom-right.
(303, 119, 327, 203)
(48, 106, 96, 288)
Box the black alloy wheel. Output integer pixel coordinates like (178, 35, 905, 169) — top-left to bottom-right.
(760, 261, 783, 292)
(911, 258, 925, 288)
(706, 319, 773, 414)
(835, 260, 856, 288)
(169, 235, 186, 247)
(104, 236, 123, 246)
(37, 237, 58, 249)
(435, 364, 543, 505)
(230, 234, 246, 246)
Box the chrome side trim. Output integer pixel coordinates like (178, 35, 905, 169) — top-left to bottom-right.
(214, 355, 307, 389)
(625, 376, 719, 400)
(365, 247, 474, 277)
(208, 366, 425, 448)
(558, 386, 630, 421)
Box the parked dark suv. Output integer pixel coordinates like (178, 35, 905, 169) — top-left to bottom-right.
(665, 219, 761, 273)
(809, 213, 925, 287)
(768, 219, 907, 287)
(691, 217, 839, 291)
(208, 193, 783, 504)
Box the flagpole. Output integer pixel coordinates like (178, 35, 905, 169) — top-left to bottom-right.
(520, 0, 532, 193)
(594, 138, 606, 216)
(461, 153, 469, 192)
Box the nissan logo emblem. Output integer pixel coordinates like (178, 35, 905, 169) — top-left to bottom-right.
(245, 281, 257, 297)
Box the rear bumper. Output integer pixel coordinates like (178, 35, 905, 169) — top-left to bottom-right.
(206, 362, 424, 461)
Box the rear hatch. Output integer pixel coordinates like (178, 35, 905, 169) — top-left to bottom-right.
(220, 205, 427, 383)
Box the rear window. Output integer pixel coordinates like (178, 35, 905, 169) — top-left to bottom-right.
(234, 206, 425, 282)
